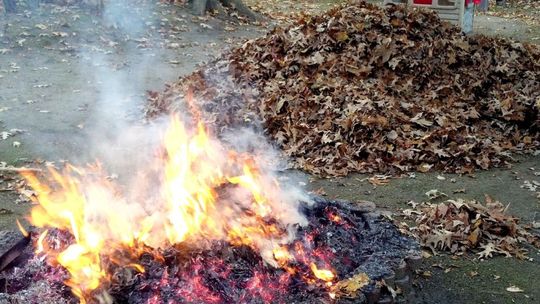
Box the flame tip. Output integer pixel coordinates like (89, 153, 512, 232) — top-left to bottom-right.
(16, 219, 29, 238)
(20, 113, 329, 301)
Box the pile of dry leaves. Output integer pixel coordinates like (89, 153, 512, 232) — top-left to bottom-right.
(400, 195, 540, 259)
(147, 0, 540, 176)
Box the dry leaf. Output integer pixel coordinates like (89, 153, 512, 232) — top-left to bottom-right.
(368, 175, 390, 186)
(146, 1, 540, 178)
(425, 189, 447, 200)
(506, 286, 524, 293)
(403, 196, 540, 259)
(331, 272, 370, 298)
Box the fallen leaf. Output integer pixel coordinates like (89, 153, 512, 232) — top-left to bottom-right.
(146, 1, 540, 178)
(52, 32, 69, 37)
(368, 175, 390, 186)
(311, 187, 326, 196)
(331, 272, 370, 298)
(506, 286, 524, 293)
(425, 189, 447, 200)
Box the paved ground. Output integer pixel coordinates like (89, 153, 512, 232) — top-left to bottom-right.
(1, 1, 539, 303)
(474, 14, 540, 42)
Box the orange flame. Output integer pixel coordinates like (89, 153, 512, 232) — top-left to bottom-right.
(36, 229, 48, 254)
(21, 112, 336, 302)
(310, 263, 335, 282)
(16, 219, 29, 238)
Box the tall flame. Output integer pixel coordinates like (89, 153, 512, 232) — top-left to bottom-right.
(21, 114, 336, 302)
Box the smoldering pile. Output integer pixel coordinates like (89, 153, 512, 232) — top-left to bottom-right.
(147, 0, 540, 176)
(0, 199, 419, 303)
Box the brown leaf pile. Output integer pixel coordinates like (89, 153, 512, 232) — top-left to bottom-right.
(147, 0, 540, 176)
(401, 196, 540, 259)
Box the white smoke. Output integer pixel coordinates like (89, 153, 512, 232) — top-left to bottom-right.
(45, 0, 312, 266)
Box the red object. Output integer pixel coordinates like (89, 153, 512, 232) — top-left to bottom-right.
(413, 0, 433, 4)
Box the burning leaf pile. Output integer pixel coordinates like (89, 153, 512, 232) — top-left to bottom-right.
(147, 0, 540, 176)
(0, 197, 419, 303)
(400, 196, 540, 259)
(0, 115, 418, 303)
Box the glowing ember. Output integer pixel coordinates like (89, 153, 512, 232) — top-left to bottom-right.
(20, 114, 336, 302)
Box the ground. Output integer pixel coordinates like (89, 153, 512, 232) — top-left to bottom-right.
(0, 1, 539, 303)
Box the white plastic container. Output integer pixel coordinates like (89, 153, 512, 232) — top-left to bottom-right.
(384, 0, 470, 32)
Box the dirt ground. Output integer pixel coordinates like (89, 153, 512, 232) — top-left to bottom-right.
(1, 1, 539, 303)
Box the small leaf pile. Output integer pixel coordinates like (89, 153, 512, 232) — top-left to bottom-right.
(401, 196, 540, 259)
(147, 0, 540, 176)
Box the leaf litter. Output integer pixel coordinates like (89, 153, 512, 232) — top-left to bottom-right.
(147, 1, 539, 177)
(483, 0, 540, 28)
(399, 195, 540, 260)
